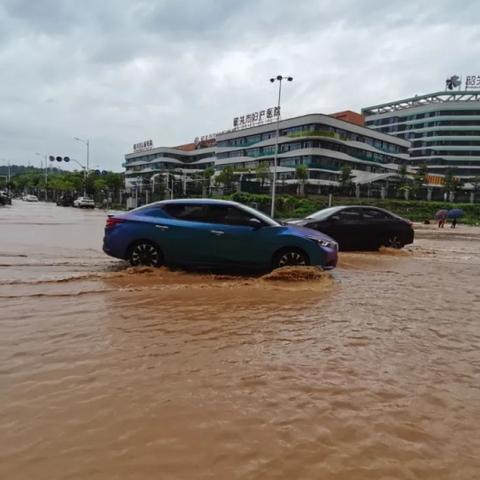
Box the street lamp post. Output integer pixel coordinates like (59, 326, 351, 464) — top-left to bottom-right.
(269, 75, 293, 218)
(74, 138, 90, 196)
(35, 153, 48, 201)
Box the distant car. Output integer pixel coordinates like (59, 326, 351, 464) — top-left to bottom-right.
(0, 191, 12, 205)
(56, 194, 74, 207)
(73, 197, 95, 209)
(103, 199, 338, 270)
(23, 194, 39, 202)
(288, 206, 414, 251)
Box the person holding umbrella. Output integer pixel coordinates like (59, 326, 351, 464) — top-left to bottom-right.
(435, 209, 448, 228)
(448, 208, 464, 229)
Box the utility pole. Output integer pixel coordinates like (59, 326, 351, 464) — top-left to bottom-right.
(36, 153, 48, 201)
(74, 137, 90, 196)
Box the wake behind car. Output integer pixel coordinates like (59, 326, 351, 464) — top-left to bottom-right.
(73, 196, 95, 209)
(103, 199, 338, 271)
(288, 206, 414, 251)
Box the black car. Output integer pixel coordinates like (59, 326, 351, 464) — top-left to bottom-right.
(56, 194, 74, 207)
(289, 206, 414, 251)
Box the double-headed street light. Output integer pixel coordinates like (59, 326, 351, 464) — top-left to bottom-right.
(269, 75, 293, 218)
(74, 137, 90, 173)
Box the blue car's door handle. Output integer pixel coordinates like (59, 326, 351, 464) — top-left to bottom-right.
(155, 225, 169, 230)
(210, 230, 225, 236)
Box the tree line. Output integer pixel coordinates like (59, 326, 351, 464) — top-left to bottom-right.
(1, 166, 124, 200)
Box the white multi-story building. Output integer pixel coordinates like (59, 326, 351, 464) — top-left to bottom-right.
(124, 112, 410, 193)
(362, 90, 480, 180)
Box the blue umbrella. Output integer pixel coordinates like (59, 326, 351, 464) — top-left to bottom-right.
(447, 208, 464, 219)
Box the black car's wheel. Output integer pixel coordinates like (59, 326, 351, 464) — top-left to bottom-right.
(129, 241, 164, 267)
(273, 248, 309, 269)
(382, 234, 404, 249)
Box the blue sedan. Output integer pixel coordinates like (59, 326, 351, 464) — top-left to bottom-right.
(103, 199, 338, 271)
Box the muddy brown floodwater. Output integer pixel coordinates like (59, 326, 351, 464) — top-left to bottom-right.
(1, 201, 480, 480)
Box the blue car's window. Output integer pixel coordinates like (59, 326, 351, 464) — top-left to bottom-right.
(160, 202, 279, 227)
(205, 205, 257, 227)
(163, 204, 206, 222)
(135, 207, 167, 218)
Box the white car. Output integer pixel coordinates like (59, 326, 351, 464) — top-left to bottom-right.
(73, 197, 95, 209)
(23, 194, 39, 202)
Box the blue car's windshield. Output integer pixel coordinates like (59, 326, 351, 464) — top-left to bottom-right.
(238, 204, 281, 227)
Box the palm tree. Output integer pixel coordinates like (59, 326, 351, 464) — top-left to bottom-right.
(413, 163, 428, 198)
(338, 165, 354, 195)
(255, 162, 269, 192)
(443, 168, 463, 201)
(202, 167, 215, 197)
(295, 164, 309, 196)
(397, 163, 409, 199)
(216, 167, 235, 193)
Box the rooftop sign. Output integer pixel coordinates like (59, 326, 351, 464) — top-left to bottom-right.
(445, 75, 461, 90)
(194, 134, 217, 145)
(465, 75, 480, 90)
(233, 106, 280, 130)
(133, 140, 153, 153)
(445, 74, 480, 91)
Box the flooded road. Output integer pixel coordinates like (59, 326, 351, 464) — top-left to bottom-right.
(1, 201, 480, 480)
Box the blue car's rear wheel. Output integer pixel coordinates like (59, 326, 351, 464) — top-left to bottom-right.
(273, 248, 309, 269)
(129, 241, 163, 267)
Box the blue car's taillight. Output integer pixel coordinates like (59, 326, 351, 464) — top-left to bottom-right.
(105, 217, 125, 229)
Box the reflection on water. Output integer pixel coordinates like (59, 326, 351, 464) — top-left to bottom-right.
(1, 201, 480, 479)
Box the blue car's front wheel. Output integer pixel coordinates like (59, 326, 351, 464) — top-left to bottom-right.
(273, 248, 309, 269)
(128, 241, 164, 267)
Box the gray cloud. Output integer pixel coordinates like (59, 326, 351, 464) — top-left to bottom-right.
(1, 0, 479, 170)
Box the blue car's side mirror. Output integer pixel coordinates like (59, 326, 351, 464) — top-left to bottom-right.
(248, 218, 263, 229)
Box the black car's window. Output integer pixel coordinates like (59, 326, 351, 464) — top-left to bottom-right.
(163, 204, 206, 222)
(306, 207, 342, 220)
(205, 205, 258, 227)
(362, 208, 392, 220)
(335, 208, 362, 221)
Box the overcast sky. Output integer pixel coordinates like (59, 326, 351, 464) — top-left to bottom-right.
(1, 0, 479, 171)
